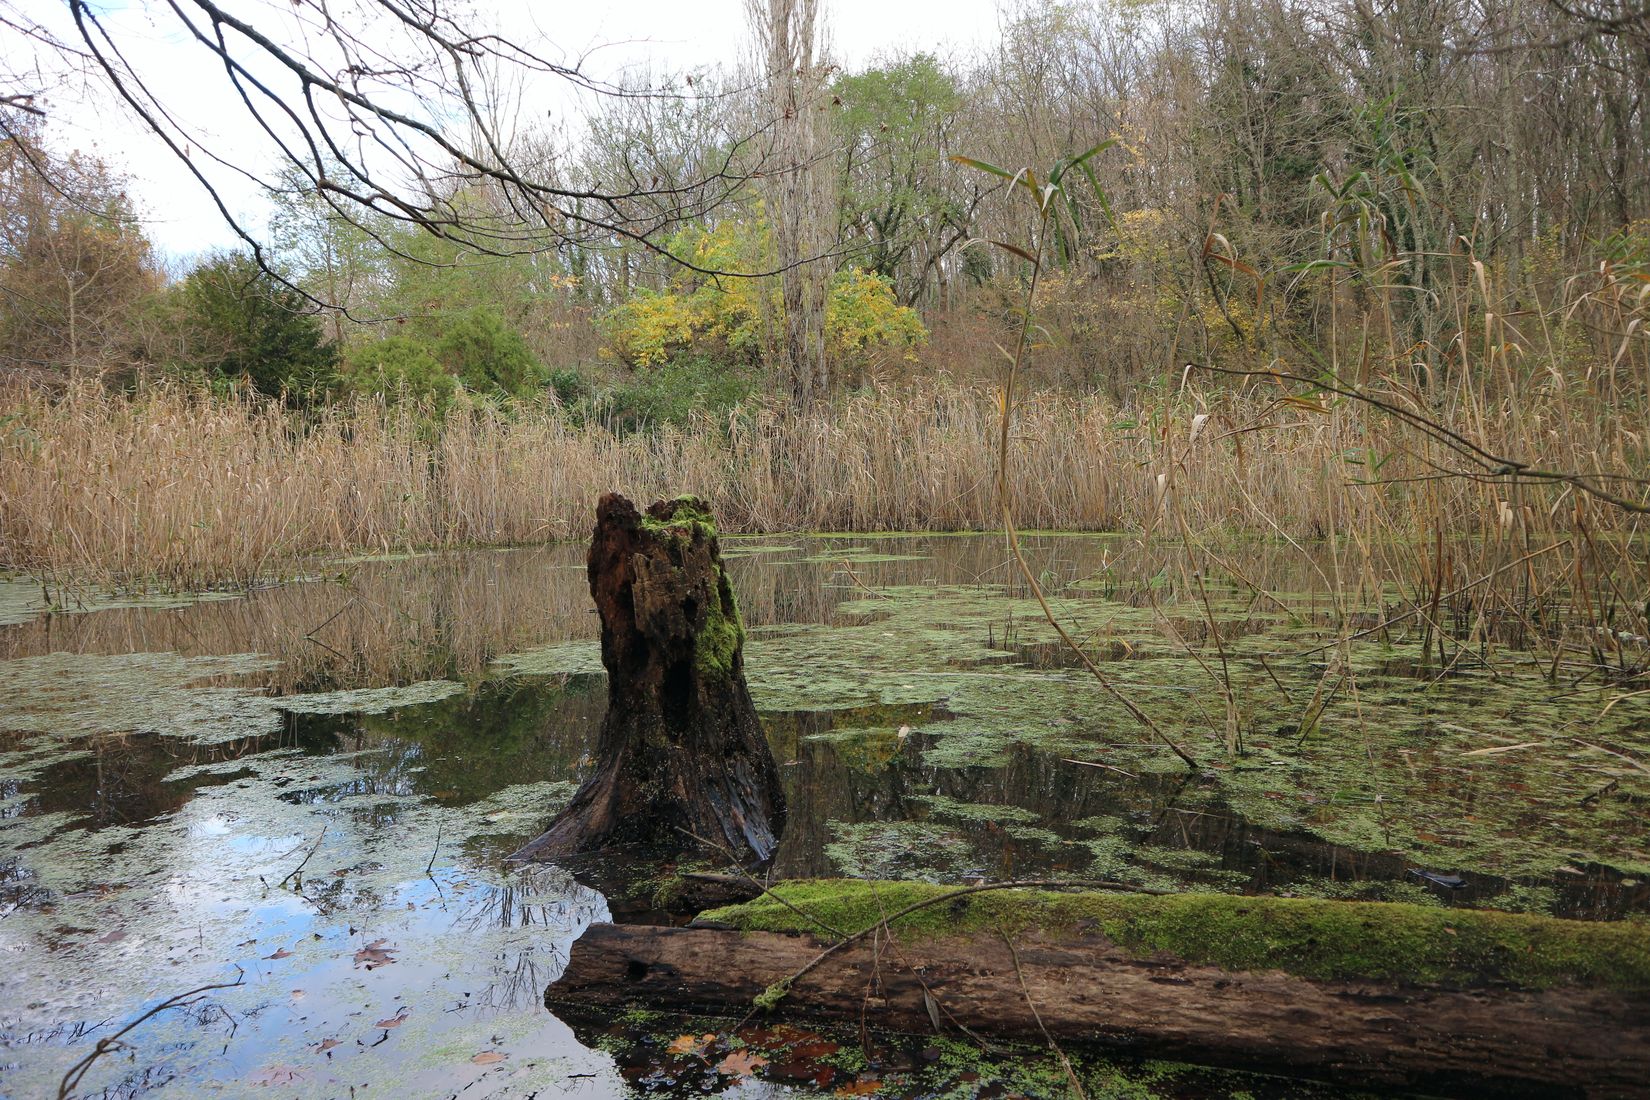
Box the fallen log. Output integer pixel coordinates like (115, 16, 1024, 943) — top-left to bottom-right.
(549, 881, 1650, 1097)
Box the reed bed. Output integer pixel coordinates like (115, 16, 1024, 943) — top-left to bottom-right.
(2, 375, 1644, 598)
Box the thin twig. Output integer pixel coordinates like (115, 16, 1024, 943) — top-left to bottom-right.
(57, 969, 245, 1100)
(990, 185, 1197, 770)
(1000, 929, 1089, 1100)
(838, 560, 891, 600)
(278, 825, 327, 889)
(674, 826, 848, 939)
(425, 821, 443, 876)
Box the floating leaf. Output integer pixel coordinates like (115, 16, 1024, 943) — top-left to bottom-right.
(317, 1038, 340, 1053)
(353, 938, 396, 969)
(96, 930, 127, 944)
(471, 1050, 506, 1065)
(716, 1049, 769, 1077)
(667, 1033, 709, 1057)
(265, 947, 292, 960)
(375, 1010, 409, 1029)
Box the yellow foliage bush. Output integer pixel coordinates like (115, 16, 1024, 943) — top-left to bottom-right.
(601, 220, 925, 371)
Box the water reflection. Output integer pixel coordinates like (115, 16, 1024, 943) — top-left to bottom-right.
(2, 533, 1647, 1097)
(0, 534, 1374, 691)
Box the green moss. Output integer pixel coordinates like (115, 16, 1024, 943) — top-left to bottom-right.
(753, 976, 792, 1012)
(696, 571, 745, 678)
(637, 494, 719, 540)
(701, 880, 1650, 992)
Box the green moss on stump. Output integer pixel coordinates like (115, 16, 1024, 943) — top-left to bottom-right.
(633, 496, 745, 677)
(699, 880, 1650, 992)
(696, 575, 745, 677)
(638, 495, 720, 540)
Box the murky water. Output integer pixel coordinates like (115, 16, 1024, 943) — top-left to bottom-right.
(2, 534, 1646, 1097)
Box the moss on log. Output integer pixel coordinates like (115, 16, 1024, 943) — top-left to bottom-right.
(552, 882, 1650, 1095)
(699, 879, 1650, 992)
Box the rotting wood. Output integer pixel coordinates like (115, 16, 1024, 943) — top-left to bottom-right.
(509, 493, 785, 867)
(549, 904, 1650, 1098)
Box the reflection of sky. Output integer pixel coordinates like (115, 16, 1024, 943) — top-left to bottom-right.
(22, 0, 1001, 261)
(0, 733, 614, 1098)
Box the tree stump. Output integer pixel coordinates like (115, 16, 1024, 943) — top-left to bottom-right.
(509, 494, 786, 867)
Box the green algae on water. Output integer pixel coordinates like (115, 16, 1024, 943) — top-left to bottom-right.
(275, 679, 466, 715)
(0, 651, 282, 742)
(490, 640, 603, 678)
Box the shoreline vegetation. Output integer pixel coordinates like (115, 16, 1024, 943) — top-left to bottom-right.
(3, 375, 1645, 596)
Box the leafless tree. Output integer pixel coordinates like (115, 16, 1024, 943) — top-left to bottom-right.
(5, 0, 791, 308)
(749, 0, 836, 406)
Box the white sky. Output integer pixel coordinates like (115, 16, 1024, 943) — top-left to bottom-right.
(15, 0, 1006, 261)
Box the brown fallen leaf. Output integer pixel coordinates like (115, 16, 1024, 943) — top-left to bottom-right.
(666, 1033, 715, 1057)
(353, 938, 396, 969)
(374, 1011, 409, 1029)
(96, 930, 127, 944)
(715, 1049, 768, 1077)
(471, 1051, 506, 1065)
(265, 947, 293, 960)
(249, 1065, 303, 1086)
(317, 1038, 340, 1053)
(834, 1079, 881, 1096)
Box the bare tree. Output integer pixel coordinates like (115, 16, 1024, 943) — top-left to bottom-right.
(0, 121, 159, 374)
(749, 0, 836, 406)
(3, 0, 785, 309)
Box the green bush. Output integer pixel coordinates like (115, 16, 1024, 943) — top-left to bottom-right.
(339, 336, 458, 412)
(586, 355, 755, 432)
(170, 252, 338, 405)
(431, 307, 546, 397)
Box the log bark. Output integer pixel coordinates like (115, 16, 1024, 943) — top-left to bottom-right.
(510, 494, 785, 866)
(551, 922, 1650, 1098)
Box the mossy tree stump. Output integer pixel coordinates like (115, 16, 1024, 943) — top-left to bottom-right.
(510, 493, 785, 867)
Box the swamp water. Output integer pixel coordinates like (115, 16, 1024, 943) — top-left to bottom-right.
(2, 534, 1647, 1098)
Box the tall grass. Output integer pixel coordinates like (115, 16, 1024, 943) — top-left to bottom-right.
(1, 373, 1643, 601)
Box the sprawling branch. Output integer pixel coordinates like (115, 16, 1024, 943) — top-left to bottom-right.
(41, 0, 806, 309)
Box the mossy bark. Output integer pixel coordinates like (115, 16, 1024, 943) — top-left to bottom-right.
(552, 883, 1650, 1096)
(510, 493, 785, 866)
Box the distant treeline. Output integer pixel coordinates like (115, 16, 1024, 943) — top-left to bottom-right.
(2, 0, 1646, 417)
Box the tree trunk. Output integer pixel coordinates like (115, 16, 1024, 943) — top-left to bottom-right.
(552, 922, 1650, 1097)
(509, 493, 786, 866)
(751, 0, 833, 408)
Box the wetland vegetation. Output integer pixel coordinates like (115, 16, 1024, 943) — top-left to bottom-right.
(3, 536, 1647, 1095)
(5, 0, 1650, 1092)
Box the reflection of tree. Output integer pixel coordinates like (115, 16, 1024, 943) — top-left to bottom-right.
(452, 866, 609, 1011)
(1, 537, 1354, 696)
(350, 676, 603, 806)
(22, 721, 340, 830)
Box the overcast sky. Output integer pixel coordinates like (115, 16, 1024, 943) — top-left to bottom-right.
(18, 0, 1006, 261)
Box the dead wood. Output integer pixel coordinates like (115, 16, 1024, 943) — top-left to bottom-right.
(551, 922, 1650, 1097)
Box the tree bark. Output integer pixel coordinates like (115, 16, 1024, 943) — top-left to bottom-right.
(509, 493, 786, 866)
(551, 922, 1650, 1098)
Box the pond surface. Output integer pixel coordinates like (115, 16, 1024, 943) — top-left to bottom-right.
(2, 534, 1647, 1097)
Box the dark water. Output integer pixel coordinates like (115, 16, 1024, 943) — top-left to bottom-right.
(2, 534, 1646, 1097)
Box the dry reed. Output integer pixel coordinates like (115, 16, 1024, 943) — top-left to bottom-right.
(2, 375, 1643, 601)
